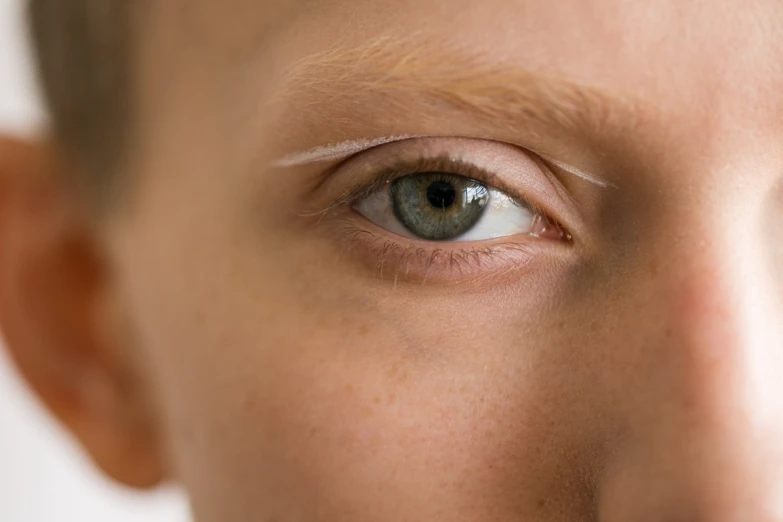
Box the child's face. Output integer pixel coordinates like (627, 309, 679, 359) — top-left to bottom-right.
(8, 0, 783, 520)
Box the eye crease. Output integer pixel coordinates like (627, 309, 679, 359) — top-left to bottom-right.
(272, 135, 420, 168)
(272, 135, 614, 188)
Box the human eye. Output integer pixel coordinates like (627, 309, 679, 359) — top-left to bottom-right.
(355, 162, 565, 243)
(308, 137, 579, 285)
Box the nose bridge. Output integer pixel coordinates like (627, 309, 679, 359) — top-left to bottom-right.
(663, 230, 766, 384)
(598, 190, 783, 521)
(653, 208, 782, 435)
(641, 110, 783, 396)
(648, 182, 782, 408)
(655, 226, 783, 444)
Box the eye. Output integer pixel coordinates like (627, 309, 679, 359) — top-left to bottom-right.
(307, 139, 579, 284)
(355, 171, 566, 242)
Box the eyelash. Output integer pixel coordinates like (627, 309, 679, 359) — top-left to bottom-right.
(311, 154, 571, 284)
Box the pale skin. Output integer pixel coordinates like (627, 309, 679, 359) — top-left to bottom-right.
(1, 0, 783, 520)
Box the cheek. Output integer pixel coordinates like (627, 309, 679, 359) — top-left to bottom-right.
(119, 251, 606, 520)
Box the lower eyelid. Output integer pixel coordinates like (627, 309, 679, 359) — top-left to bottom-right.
(328, 214, 552, 285)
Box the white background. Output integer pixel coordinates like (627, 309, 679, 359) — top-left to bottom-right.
(0, 0, 190, 520)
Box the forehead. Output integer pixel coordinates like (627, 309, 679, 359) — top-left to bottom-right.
(150, 0, 783, 109)
(137, 0, 783, 168)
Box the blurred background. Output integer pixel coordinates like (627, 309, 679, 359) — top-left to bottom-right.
(0, 0, 190, 519)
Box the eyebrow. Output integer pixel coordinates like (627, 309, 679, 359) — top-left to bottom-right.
(275, 35, 641, 134)
(270, 36, 641, 188)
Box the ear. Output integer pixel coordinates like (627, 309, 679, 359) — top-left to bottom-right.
(0, 136, 166, 489)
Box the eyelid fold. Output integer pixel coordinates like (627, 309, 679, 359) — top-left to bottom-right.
(275, 136, 614, 189)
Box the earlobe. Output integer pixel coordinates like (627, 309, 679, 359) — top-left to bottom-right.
(0, 136, 167, 489)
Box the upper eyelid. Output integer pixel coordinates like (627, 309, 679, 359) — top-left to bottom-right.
(273, 136, 614, 189)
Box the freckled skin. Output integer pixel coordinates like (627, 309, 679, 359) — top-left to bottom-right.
(3, 0, 783, 521)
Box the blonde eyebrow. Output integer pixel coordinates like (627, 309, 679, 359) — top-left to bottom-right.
(275, 35, 641, 135)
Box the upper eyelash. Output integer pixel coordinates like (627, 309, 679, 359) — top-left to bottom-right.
(306, 154, 546, 217)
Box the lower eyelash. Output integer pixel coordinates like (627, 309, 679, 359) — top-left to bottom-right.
(331, 220, 544, 285)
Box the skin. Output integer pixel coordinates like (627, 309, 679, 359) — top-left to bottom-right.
(2, 0, 783, 520)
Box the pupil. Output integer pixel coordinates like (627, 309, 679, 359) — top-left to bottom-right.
(426, 181, 457, 210)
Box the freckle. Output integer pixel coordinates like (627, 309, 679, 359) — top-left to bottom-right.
(314, 313, 330, 330)
(357, 323, 370, 337)
(386, 361, 402, 379)
(344, 383, 355, 397)
(648, 257, 660, 277)
(240, 392, 254, 410)
(485, 402, 499, 415)
(373, 396, 381, 405)
(386, 360, 411, 384)
(589, 319, 602, 334)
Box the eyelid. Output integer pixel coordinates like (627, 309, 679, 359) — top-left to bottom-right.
(307, 137, 585, 241)
(276, 136, 614, 189)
